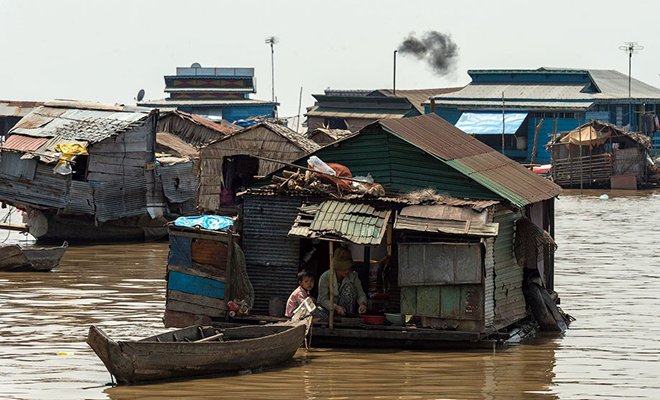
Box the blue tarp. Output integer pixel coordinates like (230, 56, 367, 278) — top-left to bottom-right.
(173, 215, 234, 231)
(168, 235, 192, 268)
(455, 112, 528, 135)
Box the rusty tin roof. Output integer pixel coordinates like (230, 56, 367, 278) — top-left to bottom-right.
(378, 114, 562, 207)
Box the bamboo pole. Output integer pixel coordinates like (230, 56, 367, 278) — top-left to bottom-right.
(531, 118, 544, 165)
(329, 241, 334, 329)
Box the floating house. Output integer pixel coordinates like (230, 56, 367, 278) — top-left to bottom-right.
(548, 120, 654, 189)
(197, 122, 320, 212)
(230, 114, 563, 347)
(138, 64, 278, 124)
(306, 88, 461, 132)
(426, 68, 660, 163)
(0, 100, 167, 241)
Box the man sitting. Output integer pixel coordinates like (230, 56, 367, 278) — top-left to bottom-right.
(316, 247, 367, 322)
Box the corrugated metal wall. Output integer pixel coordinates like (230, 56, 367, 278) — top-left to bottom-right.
(160, 161, 198, 204)
(242, 194, 301, 314)
(63, 181, 95, 215)
(0, 163, 70, 208)
(93, 176, 147, 222)
(484, 237, 495, 330)
(305, 127, 502, 200)
(491, 205, 527, 330)
(0, 151, 37, 180)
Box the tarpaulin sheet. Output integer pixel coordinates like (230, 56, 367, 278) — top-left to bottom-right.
(455, 112, 528, 135)
(173, 215, 234, 231)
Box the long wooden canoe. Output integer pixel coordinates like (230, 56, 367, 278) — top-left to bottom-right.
(0, 242, 68, 272)
(87, 320, 309, 384)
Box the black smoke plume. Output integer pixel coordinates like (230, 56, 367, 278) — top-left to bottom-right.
(398, 31, 459, 76)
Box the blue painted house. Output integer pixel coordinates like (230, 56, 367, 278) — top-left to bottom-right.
(425, 68, 660, 163)
(139, 64, 278, 124)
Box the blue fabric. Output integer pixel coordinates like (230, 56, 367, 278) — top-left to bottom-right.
(455, 112, 528, 135)
(168, 235, 192, 268)
(173, 215, 234, 231)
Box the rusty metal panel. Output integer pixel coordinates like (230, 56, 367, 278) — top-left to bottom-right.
(398, 242, 482, 286)
(1, 135, 49, 152)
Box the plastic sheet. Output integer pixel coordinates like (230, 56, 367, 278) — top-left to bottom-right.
(173, 215, 234, 231)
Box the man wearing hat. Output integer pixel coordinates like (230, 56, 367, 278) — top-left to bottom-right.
(316, 246, 368, 322)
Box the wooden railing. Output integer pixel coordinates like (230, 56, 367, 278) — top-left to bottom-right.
(552, 153, 612, 187)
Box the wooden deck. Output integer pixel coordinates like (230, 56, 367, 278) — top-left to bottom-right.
(221, 315, 502, 350)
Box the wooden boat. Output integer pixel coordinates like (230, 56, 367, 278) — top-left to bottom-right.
(0, 242, 68, 272)
(87, 319, 310, 384)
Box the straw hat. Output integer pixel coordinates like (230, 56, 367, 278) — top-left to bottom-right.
(333, 247, 355, 271)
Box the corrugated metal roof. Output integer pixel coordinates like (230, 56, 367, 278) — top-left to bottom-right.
(378, 114, 562, 207)
(139, 98, 278, 107)
(429, 100, 593, 110)
(433, 83, 593, 101)
(1, 134, 49, 152)
(394, 214, 499, 237)
(289, 201, 391, 245)
(306, 106, 410, 119)
(378, 88, 464, 113)
(9, 103, 152, 144)
(0, 101, 43, 117)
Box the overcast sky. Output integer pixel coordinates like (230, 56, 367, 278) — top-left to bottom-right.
(2, 0, 659, 119)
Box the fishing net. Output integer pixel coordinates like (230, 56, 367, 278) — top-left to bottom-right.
(229, 244, 254, 309)
(514, 217, 557, 268)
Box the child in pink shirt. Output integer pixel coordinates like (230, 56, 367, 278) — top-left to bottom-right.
(285, 269, 315, 317)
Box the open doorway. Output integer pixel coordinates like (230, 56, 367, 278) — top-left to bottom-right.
(221, 155, 260, 206)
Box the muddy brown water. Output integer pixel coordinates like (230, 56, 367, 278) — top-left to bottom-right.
(0, 190, 659, 399)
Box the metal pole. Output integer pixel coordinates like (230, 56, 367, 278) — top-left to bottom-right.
(502, 92, 505, 154)
(579, 119, 583, 194)
(296, 87, 303, 133)
(328, 242, 334, 329)
(393, 50, 397, 95)
(271, 42, 275, 103)
(629, 51, 632, 129)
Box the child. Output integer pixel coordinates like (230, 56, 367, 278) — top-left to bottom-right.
(285, 269, 315, 318)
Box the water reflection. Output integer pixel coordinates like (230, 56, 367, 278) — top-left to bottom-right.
(105, 340, 558, 400)
(1, 191, 660, 399)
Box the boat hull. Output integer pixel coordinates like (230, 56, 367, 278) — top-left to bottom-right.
(0, 242, 67, 272)
(87, 322, 307, 384)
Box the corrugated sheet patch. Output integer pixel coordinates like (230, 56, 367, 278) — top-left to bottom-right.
(1, 135, 49, 152)
(289, 201, 391, 245)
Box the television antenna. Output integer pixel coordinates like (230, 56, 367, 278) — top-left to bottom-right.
(265, 36, 279, 102)
(619, 42, 643, 98)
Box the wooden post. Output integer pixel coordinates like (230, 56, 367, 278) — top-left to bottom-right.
(578, 120, 583, 194)
(224, 232, 234, 321)
(329, 241, 334, 329)
(531, 118, 544, 165)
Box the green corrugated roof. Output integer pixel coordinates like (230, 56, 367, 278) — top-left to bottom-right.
(288, 201, 391, 245)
